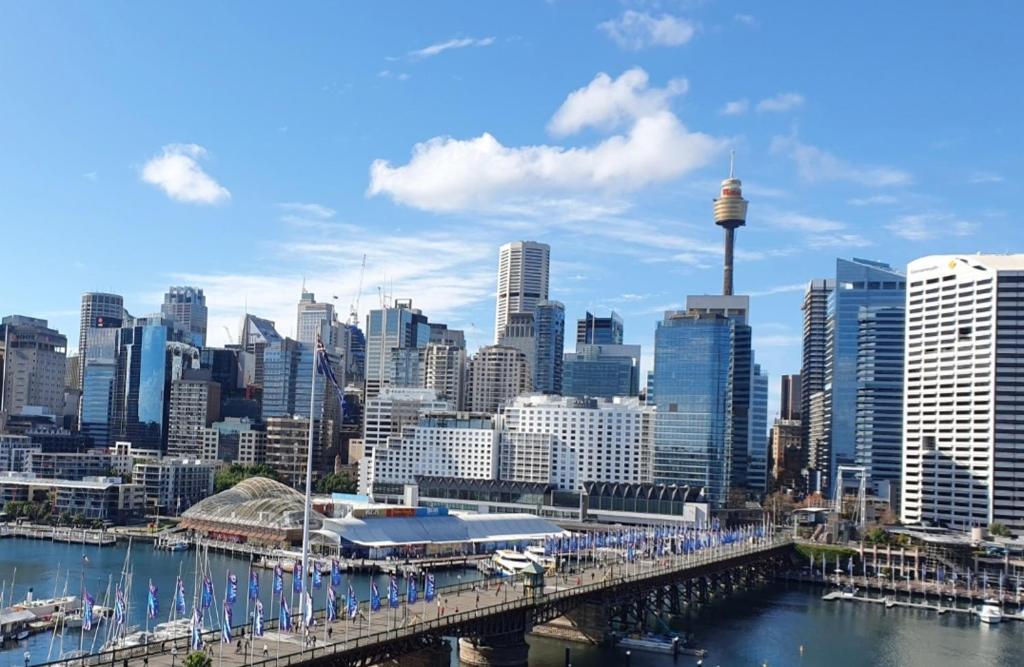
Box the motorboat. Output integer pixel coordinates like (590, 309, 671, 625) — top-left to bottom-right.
(840, 586, 857, 599)
(977, 599, 1003, 624)
(491, 550, 533, 576)
(13, 594, 80, 620)
(617, 633, 682, 655)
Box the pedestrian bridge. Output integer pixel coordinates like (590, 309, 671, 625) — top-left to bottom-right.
(43, 535, 793, 667)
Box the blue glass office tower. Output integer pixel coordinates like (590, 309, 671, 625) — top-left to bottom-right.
(854, 305, 905, 491)
(824, 258, 905, 489)
(652, 295, 751, 507)
(749, 364, 769, 492)
(365, 299, 429, 398)
(576, 311, 623, 345)
(563, 344, 641, 399)
(80, 327, 118, 446)
(534, 300, 565, 394)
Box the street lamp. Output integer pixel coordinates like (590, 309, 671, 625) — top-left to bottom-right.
(171, 646, 178, 667)
(23, 651, 30, 667)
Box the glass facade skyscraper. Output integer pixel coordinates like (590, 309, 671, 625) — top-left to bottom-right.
(855, 305, 905, 489)
(365, 299, 429, 399)
(563, 344, 641, 399)
(533, 300, 564, 394)
(80, 327, 118, 446)
(824, 258, 905, 489)
(576, 311, 623, 345)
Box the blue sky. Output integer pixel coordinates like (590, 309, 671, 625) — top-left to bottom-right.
(1, 2, 1020, 414)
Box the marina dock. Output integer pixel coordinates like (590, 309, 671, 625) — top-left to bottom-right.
(821, 590, 1024, 622)
(0, 525, 116, 546)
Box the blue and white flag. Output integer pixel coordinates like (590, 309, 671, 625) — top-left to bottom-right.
(147, 580, 159, 619)
(254, 600, 265, 637)
(388, 576, 399, 609)
(347, 583, 358, 620)
(280, 596, 292, 632)
(425, 574, 436, 603)
(408, 577, 418, 605)
(304, 591, 315, 628)
(370, 580, 381, 612)
(221, 602, 232, 642)
(175, 576, 187, 617)
(326, 586, 337, 622)
(273, 565, 283, 595)
(201, 575, 214, 610)
(331, 559, 342, 587)
(82, 590, 95, 631)
(190, 607, 203, 650)
(113, 587, 125, 629)
(293, 562, 303, 594)
(226, 571, 238, 605)
(313, 563, 323, 590)
(316, 336, 346, 412)
(249, 570, 260, 601)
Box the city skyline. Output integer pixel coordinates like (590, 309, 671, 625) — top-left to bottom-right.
(1, 3, 1020, 417)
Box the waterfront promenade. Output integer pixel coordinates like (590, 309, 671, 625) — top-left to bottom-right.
(34, 535, 791, 667)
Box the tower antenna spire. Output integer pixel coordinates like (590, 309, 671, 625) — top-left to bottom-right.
(729, 149, 735, 178)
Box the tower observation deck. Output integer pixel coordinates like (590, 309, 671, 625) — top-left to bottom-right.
(713, 152, 749, 296)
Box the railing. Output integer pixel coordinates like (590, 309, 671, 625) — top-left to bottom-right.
(35, 536, 792, 667)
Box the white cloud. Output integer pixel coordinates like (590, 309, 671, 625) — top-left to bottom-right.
(887, 213, 979, 241)
(409, 36, 494, 59)
(277, 202, 335, 219)
(756, 92, 804, 113)
(141, 144, 230, 205)
(968, 171, 1004, 184)
(734, 14, 758, 27)
(770, 134, 912, 187)
(378, 70, 411, 81)
(720, 99, 749, 116)
(598, 10, 697, 50)
(368, 68, 724, 214)
(848, 194, 898, 206)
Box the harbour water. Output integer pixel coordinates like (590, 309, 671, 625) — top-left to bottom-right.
(1, 539, 1020, 666)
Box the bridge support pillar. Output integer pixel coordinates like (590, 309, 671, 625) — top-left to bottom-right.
(458, 630, 530, 667)
(378, 641, 452, 667)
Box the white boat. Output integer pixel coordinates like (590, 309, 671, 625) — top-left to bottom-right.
(840, 586, 857, 599)
(525, 546, 556, 570)
(491, 550, 532, 576)
(13, 594, 80, 620)
(618, 634, 682, 654)
(978, 599, 1003, 624)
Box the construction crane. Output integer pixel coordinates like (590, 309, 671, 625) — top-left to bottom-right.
(349, 254, 367, 326)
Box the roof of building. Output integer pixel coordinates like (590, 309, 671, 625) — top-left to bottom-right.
(181, 477, 324, 530)
(320, 512, 566, 547)
(0, 609, 36, 625)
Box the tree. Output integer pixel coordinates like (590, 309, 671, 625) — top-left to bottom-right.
(183, 651, 212, 667)
(214, 464, 280, 493)
(989, 522, 1011, 538)
(316, 472, 358, 494)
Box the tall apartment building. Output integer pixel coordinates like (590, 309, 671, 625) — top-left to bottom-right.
(499, 395, 653, 492)
(901, 254, 1024, 532)
(132, 457, 216, 515)
(78, 292, 124, 390)
(494, 241, 550, 343)
(780, 374, 801, 420)
(770, 419, 803, 488)
(161, 286, 208, 348)
(576, 311, 623, 345)
(800, 279, 835, 479)
(422, 343, 466, 409)
(0, 316, 67, 417)
(166, 373, 222, 458)
(371, 413, 499, 487)
(265, 416, 320, 489)
(466, 345, 531, 414)
(534, 300, 565, 395)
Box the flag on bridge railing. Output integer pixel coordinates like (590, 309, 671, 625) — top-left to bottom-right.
(191, 606, 203, 650)
(313, 562, 323, 590)
(388, 576, 399, 609)
(249, 570, 260, 601)
(202, 575, 214, 609)
(273, 565, 283, 595)
(408, 576, 418, 605)
(280, 596, 292, 632)
(425, 574, 435, 603)
(293, 561, 303, 594)
(227, 571, 238, 605)
(222, 602, 233, 643)
(114, 587, 125, 630)
(370, 580, 381, 612)
(326, 586, 337, 622)
(331, 559, 342, 587)
(82, 590, 95, 631)
(175, 576, 187, 617)
(347, 583, 358, 620)
(147, 580, 159, 619)
(254, 599, 265, 637)
(304, 591, 315, 628)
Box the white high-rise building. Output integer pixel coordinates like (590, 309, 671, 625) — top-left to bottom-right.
(901, 254, 1024, 532)
(499, 395, 654, 491)
(494, 241, 550, 343)
(372, 413, 499, 486)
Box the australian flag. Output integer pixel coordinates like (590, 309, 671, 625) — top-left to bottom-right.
(221, 602, 232, 643)
(316, 336, 346, 413)
(190, 607, 203, 650)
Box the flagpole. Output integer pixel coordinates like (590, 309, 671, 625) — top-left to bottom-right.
(300, 338, 320, 631)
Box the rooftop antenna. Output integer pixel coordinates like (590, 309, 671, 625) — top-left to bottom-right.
(729, 149, 736, 178)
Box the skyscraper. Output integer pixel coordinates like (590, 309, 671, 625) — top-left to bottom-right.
(749, 363, 769, 493)
(780, 374, 801, 421)
(533, 300, 565, 395)
(79, 327, 118, 446)
(78, 292, 124, 389)
(563, 344, 641, 399)
(494, 241, 550, 343)
(902, 254, 1024, 532)
(800, 279, 835, 484)
(365, 299, 429, 399)
(576, 311, 623, 345)
(296, 289, 337, 346)
(0, 316, 68, 417)
(497, 312, 536, 381)
(166, 371, 222, 458)
(466, 345, 531, 414)
(712, 155, 749, 296)
(161, 286, 208, 347)
(823, 259, 905, 490)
